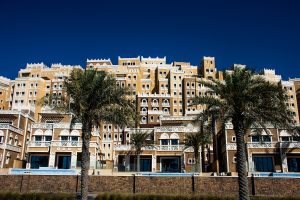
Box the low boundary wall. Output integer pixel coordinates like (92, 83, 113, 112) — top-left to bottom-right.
(0, 175, 299, 197)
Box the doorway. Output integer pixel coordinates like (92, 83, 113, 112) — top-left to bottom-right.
(56, 153, 71, 169)
(161, 157, 180, 172)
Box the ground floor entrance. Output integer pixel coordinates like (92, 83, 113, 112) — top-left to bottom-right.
(117, 155, 152, 172)
(287, 154, 300, 172)
(252, 155, 274, 172)
(159, 156, 181, 173)
(55, 153, 71, 169)
(30, 154, 49, 169)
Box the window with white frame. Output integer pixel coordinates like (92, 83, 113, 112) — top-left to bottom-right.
(188, 158, 196, 164)
(231, 136, 236, 142)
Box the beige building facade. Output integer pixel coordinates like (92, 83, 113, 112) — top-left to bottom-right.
(0, 56, 299, 173)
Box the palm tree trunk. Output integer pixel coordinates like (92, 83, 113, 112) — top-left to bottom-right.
(81, 124, 91, 200)
(137, 154, 140, 172)
(194, 150, 200, 173)
(201, 144, 206, 172)
(233, 121, 250, 200)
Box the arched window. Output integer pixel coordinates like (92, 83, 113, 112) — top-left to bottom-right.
(170, 133, 179, 145)
(141, 99, 147, 104)
(141, 116, 147, 124)
(159, 133, 169, 145)
(141, 107, 147, 113)
(163, 108, 169, 113)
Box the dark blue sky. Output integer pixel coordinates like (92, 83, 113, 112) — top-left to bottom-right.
(1, 0, 300, 79)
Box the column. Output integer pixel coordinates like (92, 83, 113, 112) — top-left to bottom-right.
(71, 152, 77, 169)
(48, 152, 55, 168)
(125, 154, 130, 172)
(281, 151, 288, 172)
(152, 155, 156, 172)
(90, 153, 96, 169)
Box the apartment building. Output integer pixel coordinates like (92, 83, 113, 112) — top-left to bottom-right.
(0, 76, 12, 110)
(221, 124, 300, 173)
(0, 56, 299, 173)
(27, 112, 101, 169)
(0, 110, 34, 168)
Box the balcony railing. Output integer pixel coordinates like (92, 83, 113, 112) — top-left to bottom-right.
(0, 143, 22, 152)
(31, 123, 54, 129)
(280, 142, 300, 148)
(157, 145, 184, 151)
(0, 124, 23, 135)
(226, 142, 300, 150)
(247, 142, 277, 148)
(162, 103, 170, 107)
(51, 140, 82, 147)
(114, 145, 184, 151)
(27, 141, 51, 147)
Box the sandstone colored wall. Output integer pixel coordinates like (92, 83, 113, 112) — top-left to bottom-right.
(0, 175, 299, 197)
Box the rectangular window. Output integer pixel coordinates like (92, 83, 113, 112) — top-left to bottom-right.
(161, 139, 168, 145)
(171, 139, 178, 145)
(262, 135, 271, 142)
(71, 136, 78, 141)
(35, 136, 42, 141)
(281, 136, 290, 142)
(45, 136, 52, 141)
(61, 136, 68, 141)
(287, 157, 300, 172)
(253, 156, 274, 172)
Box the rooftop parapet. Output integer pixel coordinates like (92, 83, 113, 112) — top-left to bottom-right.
(26, 62, 48, 69)
(0, 76, 11, 85)
(141, 56, 166, 64)
(203, 56, 215, 61)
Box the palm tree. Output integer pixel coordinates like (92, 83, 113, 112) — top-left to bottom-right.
(193, 67, 295, 200)
(130, 130, 154, 172)
(184, 115, 212, 173)
(43, 69, 135, 200)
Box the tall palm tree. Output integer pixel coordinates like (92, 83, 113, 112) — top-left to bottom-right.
(130, 130, 154, 172)
(43, 69, 135, 200)
(184, 115, 212, 173)
(193, 67, 295, 200)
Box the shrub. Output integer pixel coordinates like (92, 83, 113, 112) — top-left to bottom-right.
(0, 192, 74, 200)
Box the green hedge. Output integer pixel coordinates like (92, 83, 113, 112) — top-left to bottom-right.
(95, 193, 300, 200)
(95, 193, 235, 200)
(0, 192, 74, 200)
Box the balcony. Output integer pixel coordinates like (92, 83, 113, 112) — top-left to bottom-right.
(0, 143, 22, 152)
(51, 140, 82, 147)
(27, 141, 51, 147)
(27, 141, 51, 152)
(226, 142, 279, 151)
(247, 142, 277, 148)
(114, 145, 184, 151)
(156, 145, 184, 151)
(0, 124, 23, 135)
(148, 110, 163, 115)
(31, 123, 54, 129)
(162, 103, 170, 107)
(186, 110, 201, 115)
(280, 142, 300, 148)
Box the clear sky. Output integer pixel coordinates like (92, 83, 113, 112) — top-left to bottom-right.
(0, 0, 300, 80)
